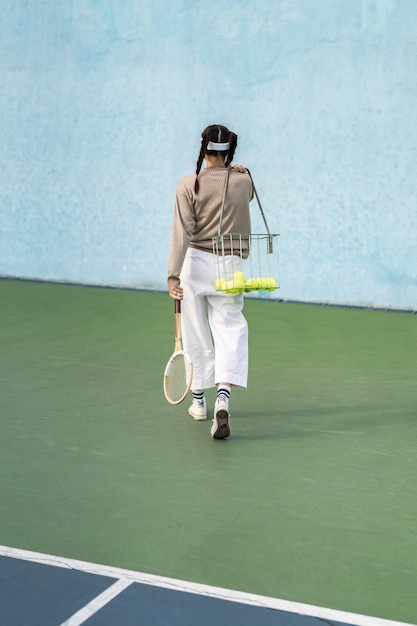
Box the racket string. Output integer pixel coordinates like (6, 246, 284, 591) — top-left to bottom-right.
(165, 353, 191, 404)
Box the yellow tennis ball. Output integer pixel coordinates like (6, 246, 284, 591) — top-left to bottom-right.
(215, 278, 228, 291)
(234, 271, 246, 282)
(229, 279, 245, 293)
(253, 277, 262, 289)
(267, 277, 277, 292)
(245, 278, 255, 292)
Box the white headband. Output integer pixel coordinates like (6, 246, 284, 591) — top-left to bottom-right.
(207, 141, 230, 151)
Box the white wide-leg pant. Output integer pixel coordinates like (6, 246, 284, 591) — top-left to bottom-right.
(180, 247, 248, 390)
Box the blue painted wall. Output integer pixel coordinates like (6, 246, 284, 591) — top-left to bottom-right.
(1, 0, 416, 309)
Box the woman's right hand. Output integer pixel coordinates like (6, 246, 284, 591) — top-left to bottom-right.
(169, 286, 183, 300)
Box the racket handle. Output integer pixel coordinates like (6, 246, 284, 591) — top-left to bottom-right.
(175, 299, 181, 314)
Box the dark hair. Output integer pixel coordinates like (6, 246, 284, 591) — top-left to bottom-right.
(194, 124, 238, 193)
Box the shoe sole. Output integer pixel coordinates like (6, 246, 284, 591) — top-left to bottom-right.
(211, 409, 230, 439)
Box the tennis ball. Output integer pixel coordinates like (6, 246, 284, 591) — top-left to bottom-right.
(234, 271, 246, 282)
(244, 278, 255, 292)
(224, 280, 235, 292)
(257, 277, 276, 290)
(266, 277, 277, 292)
(229, 279, 245, 293)
(215, 278, 228, 291)
(253, 277, 262, 289)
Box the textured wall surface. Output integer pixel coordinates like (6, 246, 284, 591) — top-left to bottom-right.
(1, 0, 416, 308)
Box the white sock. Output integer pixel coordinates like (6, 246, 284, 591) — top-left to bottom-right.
(216, 385, 231, 405)
(192, 390, 205, 407)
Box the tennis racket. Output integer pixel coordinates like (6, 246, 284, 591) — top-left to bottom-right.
(163, 299, 193, 404)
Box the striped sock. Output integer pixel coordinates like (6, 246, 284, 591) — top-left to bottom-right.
(216, 385, 231, 404)
(192, 390, 205, 407)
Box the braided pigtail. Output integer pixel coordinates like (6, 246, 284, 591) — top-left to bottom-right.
(225, 132, 237, 167)
(195, 133, 209, 193)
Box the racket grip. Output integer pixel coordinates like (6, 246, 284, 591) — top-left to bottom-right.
(175, 299, 181, 314)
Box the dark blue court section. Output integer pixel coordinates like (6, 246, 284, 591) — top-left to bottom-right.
(84, 581, 352, 626)
(0, 555, 355, 626)
(0, 555, 116, 626)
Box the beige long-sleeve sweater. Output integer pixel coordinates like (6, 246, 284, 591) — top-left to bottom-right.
(167, 167, 253, 290)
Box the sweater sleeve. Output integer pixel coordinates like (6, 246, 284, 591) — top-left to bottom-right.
(167, 183, 196, 290)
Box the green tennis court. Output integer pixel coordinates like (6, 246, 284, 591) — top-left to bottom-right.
(1, 278, 416, 624)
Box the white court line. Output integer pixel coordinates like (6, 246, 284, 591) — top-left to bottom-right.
(0, 545, 415, 626)
(59, 578, 132, 626)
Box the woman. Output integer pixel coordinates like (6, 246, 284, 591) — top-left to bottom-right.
(167, 124, 253, 439)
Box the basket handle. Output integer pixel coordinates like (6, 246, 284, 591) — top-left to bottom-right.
(217, 167, 274, 254)
(246, 169, 274, 253)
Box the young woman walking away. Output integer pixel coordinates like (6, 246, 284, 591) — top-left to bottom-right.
(167, 124, 253, 439)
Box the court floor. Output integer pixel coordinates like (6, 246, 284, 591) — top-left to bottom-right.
(0, 279, 416, 625)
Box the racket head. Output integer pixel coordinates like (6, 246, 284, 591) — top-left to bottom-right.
(163, 349, 193, 405)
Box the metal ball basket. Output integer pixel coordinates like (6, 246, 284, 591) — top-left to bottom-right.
(212, 169, 279, 297)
